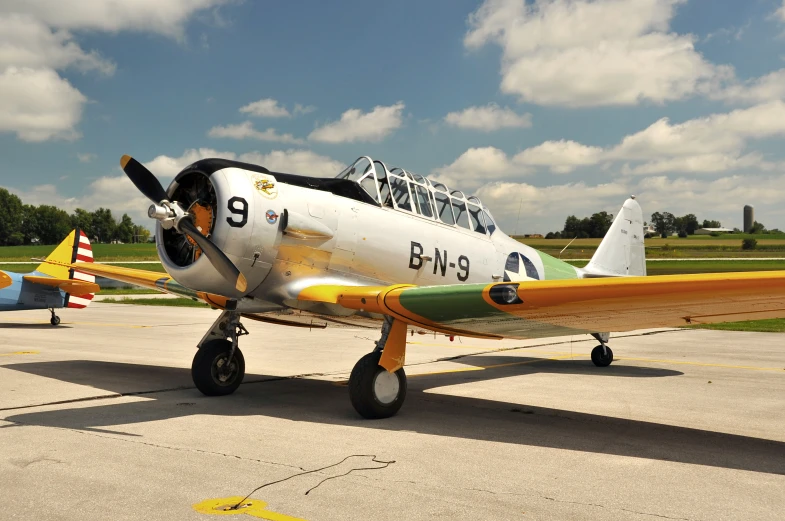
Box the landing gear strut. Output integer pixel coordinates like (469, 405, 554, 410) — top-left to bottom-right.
(49, 308, 60, 327)
(349, 316, 408, 419)
(590, 332, 613, 367)
(192, 309, 247, 396)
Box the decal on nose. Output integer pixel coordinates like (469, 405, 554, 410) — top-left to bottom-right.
(265, 210, 279, 224)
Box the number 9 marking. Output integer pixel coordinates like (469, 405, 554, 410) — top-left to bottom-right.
(226, 197, 248, 228)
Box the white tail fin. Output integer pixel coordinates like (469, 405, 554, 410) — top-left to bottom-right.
(582, 197, 646, 278)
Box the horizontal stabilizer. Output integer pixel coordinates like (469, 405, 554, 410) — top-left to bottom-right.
(0, 271, 11, 290)
(23, 275, 100, 295)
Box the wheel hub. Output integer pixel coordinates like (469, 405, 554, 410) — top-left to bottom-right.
(212, 355, 238, 385)
(373, 370, 400, 405)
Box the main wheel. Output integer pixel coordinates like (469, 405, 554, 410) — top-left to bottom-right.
(349, 351, 407, 419)
(191, 339, 245, 396)
(591, 345, 614, 367)
(50, 315, 60, 326)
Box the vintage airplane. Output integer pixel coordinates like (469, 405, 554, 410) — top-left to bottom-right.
(1, 229, 98, 325)
(43, 155, 785, 419)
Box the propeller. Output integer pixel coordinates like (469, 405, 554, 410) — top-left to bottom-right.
(119, 155, 247, 294)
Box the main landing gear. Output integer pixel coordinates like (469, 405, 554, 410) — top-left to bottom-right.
(349, 317, 408, 419)
(49, 308, 60, 326)
(590, 332, 613, 367)
(191, 309, 248, 396)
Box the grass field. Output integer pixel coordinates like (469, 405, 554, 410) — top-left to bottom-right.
(688, 318, 785, 333)
(518, 234, 785, 259)
(0, 243, 157, 262)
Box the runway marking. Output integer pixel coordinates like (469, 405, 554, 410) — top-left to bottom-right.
(193, 497, 306, 520)
(0, 351, 39, 356)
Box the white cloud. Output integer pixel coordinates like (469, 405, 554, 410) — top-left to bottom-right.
(77, 153, 96, 163)
(294, 103, 316, 116)
(207, 121, 304, 144)
(239, 98, 290, 118)
(237, 150, 345, 178)
(0, 0, 229, 38)
(144, 148, 232, 178)
(464, 0, 729, 107)
(0, 14, 115, 74)
(496, 101, 785, 175)
(431, 146, 530, 189)
(444, 103, 532, 131)
(309, 102, 405, 143)
(777, 2, 785, 23)
(0, 2, 224, 142)
(0, 67, 85, 141)
(513, 140, 603, 173)
(710, 68, 785, 105)
(609, 101, 785, 163)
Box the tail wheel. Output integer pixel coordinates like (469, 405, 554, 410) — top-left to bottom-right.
(192, 339, 245, 396)
(50, 315, 60, 326)
(591, 345, 614, 367)
(349, 351, 407, 419)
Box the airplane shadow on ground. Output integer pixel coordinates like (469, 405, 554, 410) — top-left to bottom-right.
(0, 323, 73, 330)
(2, 359, 784, 476)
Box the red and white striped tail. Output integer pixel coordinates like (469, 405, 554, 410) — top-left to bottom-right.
(67, 230, 95, 309)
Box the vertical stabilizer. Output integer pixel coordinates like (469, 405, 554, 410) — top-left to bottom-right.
(36, 229, 96, 308)
(582, 198, 646, 278)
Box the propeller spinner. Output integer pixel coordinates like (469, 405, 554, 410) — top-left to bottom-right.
(119, 155, 247, 293)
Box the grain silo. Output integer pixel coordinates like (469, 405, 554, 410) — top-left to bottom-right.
(744, 205, 754, 233)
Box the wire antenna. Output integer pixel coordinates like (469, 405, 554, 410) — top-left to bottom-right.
(558, 236, 578, 259)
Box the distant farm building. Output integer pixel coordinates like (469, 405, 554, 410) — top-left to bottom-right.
(694, 227, 734, 235)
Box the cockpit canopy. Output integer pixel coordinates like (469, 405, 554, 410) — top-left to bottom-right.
(335, 157, 498, 236)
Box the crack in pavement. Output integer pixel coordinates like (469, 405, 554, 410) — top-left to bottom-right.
(543, 495, 700, 521)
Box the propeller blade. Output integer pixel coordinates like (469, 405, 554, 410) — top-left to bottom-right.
(179, 218, 248, 293)
(120, 155, 169, 204)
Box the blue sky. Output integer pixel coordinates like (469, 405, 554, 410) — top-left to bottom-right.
(1, 0, 785, 233)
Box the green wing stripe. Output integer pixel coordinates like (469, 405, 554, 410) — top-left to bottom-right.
(396, 284, 500, 323)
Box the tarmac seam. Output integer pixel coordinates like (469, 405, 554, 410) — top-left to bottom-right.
(2, 417, 308, 471)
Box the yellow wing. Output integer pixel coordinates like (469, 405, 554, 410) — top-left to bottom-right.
(299, 271, 785, 339)
(23, 275, 100, 295)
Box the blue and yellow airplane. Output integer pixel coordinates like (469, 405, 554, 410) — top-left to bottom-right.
(0, 229, 98, 325)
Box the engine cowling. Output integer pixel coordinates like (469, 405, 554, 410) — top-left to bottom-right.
(155, 161, 285, 298)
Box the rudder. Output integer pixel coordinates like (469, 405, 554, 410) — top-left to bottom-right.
(582, 197, 646, 278)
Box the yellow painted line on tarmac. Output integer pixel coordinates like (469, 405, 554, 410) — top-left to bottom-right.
(68, 321, 149, 329)
(193, 497, 306, 520)
(3, 320, 148, 328)
(0, 351, 39, 356)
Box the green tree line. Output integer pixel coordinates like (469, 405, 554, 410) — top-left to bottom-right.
(0, 187, 151, 246)
(545, 210, 781, 239)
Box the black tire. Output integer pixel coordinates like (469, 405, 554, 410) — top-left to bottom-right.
(191, 339, 245, 396)
(349, 351, 407, 419)
(591, 345, 613, 367)
(50, 315, 60, 326)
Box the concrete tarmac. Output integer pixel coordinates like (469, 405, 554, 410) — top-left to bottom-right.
(1, 304, 783, 521)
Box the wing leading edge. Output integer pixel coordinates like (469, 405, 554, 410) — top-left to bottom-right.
(299, 271, 785, 339)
